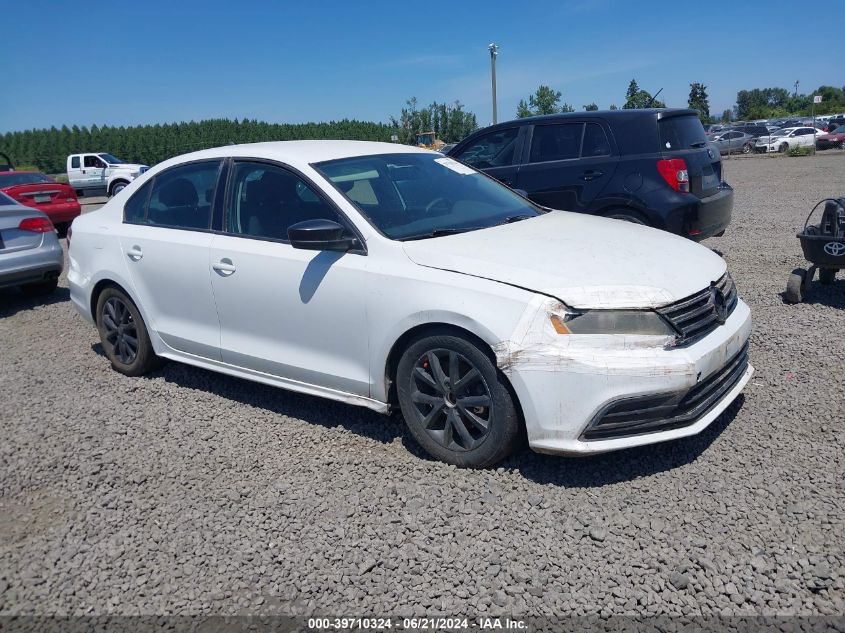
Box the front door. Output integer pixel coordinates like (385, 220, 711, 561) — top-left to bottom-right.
(209, 160, 371, 396)
(118, 159, 224, 359)
(451, 126, 523, 188)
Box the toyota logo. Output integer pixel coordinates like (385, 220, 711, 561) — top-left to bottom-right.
(710, 285, 728, 324)
(824, 241, 845, 257)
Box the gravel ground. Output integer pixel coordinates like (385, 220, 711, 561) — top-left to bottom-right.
(1, 152, 844, 617)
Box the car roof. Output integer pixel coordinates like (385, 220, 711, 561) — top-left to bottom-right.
(154, 140, 430, 171)
(461, 108, 700, 135)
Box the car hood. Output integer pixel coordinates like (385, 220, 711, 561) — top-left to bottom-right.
(109, 163, 146, 171)
(401, 211, 727, 309)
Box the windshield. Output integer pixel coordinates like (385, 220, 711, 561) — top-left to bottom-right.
(98, 153, 125, 164)
(771, 129, 792, 137)
(314, 153, 542, 241)
(0, 172, 53, 186)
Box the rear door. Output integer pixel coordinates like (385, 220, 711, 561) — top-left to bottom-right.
(658, 113, 721, 199)
(119, 159, 224, 360)
(515, 121, 617, 212)
(449, 126, 524, 188)
(67, 156, 84, 188)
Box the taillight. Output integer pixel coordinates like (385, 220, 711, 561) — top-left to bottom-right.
(657, 158, 690, 193)
(19, 216, 54, 233)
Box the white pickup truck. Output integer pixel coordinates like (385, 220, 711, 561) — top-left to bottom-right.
(67, 153, 149, 196)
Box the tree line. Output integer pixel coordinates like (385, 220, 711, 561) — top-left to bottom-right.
(1, 119, 399, 174)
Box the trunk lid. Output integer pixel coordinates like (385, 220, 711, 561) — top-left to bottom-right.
(0, 205, 47, 253)
(658, 112, 722, 198)
(3, 182, 76, 209)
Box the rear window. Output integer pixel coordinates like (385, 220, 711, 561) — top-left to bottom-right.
(0, 173, 53, 186)
(659, 115, 707, 150)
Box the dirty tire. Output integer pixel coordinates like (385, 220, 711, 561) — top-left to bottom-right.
(95, 286, 161, 377)
(20, 278, 58, 297)
(819, 267, 836, 285)
(396, 333, 520, 468)
(785, 269, 807, 303)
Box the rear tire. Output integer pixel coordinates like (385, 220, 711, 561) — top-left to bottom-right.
(396, 332, 521, 468)
(95, 286, 160, 376)
(604, 209, 649, 225)
(20, 278, 58, 297)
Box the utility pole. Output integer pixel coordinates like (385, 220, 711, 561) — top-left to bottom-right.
(793, 79, 800, 97)
(488, 43, 498, 125)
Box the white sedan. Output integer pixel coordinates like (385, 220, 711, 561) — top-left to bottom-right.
(755, 127, 820, 153)
(68, 141, 753, 467)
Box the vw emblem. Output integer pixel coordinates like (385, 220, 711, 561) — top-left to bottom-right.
(708, 149, 715, 159)
(710, 285, 728, 324)
(823, 241, 845, 257)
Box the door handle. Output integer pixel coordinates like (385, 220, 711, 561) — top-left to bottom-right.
(212, 258, 236, 276)
(580, 170, 603, 181)
(126, 246, 143, 261)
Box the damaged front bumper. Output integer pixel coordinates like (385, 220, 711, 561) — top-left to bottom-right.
(495, 298, 753, 455)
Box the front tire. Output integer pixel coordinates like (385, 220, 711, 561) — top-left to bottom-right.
(109, 181, 128, 197)
(95, 287, 160, 376)
(742, 143, 752, 154)
(779, 142, 789, 153)
(396, 333, 521, 468)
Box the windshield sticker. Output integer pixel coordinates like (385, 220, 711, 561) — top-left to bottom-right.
(434, 157, 477, 176)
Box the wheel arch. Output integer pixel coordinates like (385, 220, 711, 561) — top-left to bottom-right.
(382, 321, 525, 427)
(108, 178, 130, 196)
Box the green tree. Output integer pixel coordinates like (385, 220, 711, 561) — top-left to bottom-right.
(623, 79, 665, 109)
(721, 109, 732, 123)
(609, 104, 618, 110)
(687, 82, 710, 122)
(516, 85, 574, 117)
(583, 103, 599, 111)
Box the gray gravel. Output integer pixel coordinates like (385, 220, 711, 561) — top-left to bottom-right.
(1, 152, 844, 617)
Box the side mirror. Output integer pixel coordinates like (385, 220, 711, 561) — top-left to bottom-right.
(288, 219, 358, 252)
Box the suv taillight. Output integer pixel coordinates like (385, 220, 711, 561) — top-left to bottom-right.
(19, 217, 54, 233)
(657, 158, 690, 193)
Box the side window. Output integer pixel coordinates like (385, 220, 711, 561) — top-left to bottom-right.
(581, 123, 611, 157)
(70, 156, 80, 169)
(226, 162, 343, 241)
(123, 180, 152, 224)
(147, 160, 221, 230)
(453, 127, 519, 168)
(83, 155, 105, 168)
(529, 124, 583, 163)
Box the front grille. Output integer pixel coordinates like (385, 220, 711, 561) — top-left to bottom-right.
(582, 342, 749, 440)
(657, 273, 738, 346)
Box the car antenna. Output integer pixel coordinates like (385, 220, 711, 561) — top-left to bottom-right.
(645, 87, 663, 108)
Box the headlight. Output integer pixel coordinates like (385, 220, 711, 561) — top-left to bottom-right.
(549, 309, 677, 338)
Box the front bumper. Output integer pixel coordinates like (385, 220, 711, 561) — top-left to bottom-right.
(505, 299, 753, 455)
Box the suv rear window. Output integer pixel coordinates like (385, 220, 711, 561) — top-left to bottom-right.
(659, 115, 707, 150)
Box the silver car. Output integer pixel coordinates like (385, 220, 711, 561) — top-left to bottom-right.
(709, 130, 756, 155)
(0, 191, 63, 296)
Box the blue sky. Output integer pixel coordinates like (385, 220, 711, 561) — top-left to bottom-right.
(1, 0, 838, 132)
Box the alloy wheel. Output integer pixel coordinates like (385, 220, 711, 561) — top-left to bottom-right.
(102, 297, 138, 364)
(409, 349, 493, 452)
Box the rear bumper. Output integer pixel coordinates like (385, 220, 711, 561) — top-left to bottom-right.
(662, 185, 733, 241)
(0, 236, 63, 289)
(43, 203, 82, 224)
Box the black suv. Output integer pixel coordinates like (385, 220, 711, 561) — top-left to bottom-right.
(447, 109, 733, 241)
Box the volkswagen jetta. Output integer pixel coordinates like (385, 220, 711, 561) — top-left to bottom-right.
(68, 141, 753, 467)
